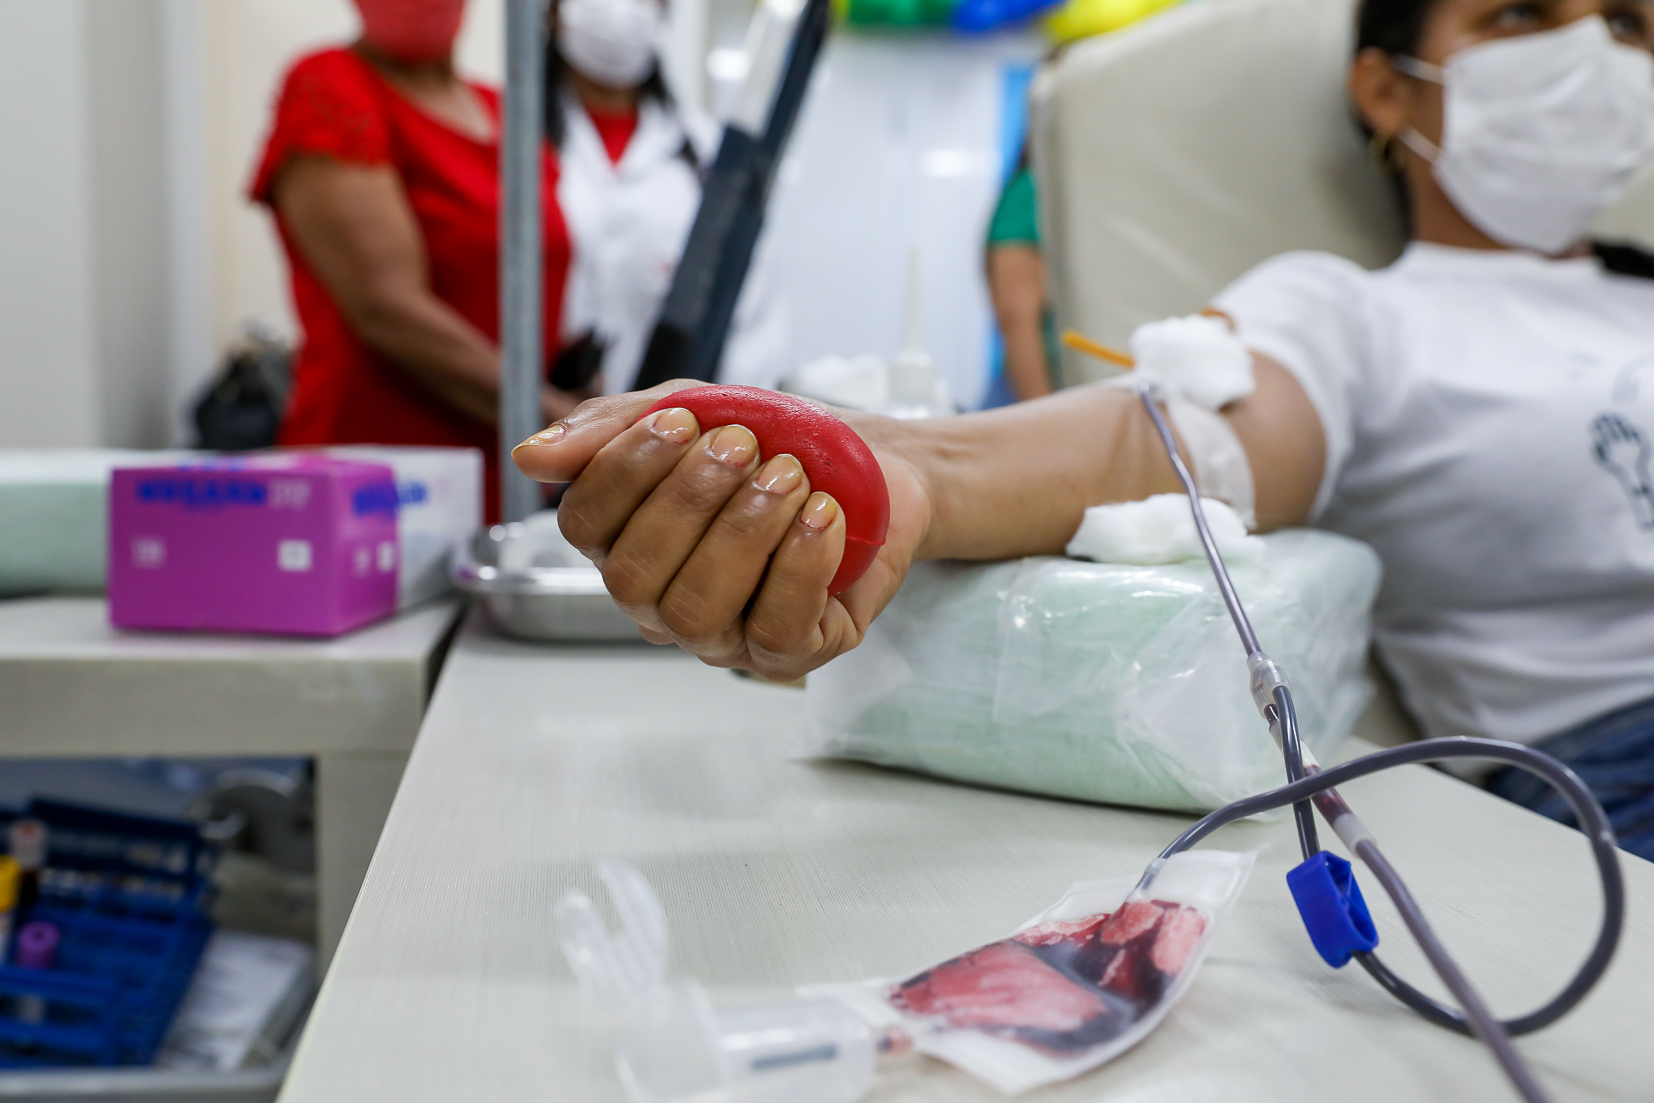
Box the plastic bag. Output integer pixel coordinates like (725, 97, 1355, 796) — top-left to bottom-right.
(796, 529, 1380, 812)
(806, 850, 1254, 1095)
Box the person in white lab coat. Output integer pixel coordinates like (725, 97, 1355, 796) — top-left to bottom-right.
(546, 0, 789, 395)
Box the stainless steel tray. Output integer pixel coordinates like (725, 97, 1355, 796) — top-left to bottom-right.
(451, 514, 642, 642)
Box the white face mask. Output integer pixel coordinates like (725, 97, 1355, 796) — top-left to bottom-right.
(558, 0, 661, 90)
(1396, 17, 1654, 254)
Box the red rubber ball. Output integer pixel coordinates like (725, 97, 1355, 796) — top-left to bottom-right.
(639, 386, 890, 595)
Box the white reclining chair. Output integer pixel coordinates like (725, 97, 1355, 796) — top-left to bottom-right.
(1033, 0, 1654, 386)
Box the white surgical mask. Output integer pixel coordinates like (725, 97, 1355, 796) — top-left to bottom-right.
(558, 0, 661, 90)
(1396, 17, 1654, 254)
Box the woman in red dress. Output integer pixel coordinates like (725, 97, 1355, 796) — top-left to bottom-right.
(251, 0, 579, 520)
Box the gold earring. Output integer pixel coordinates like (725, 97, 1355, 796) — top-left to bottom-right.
(1368, 131, 1405, 173)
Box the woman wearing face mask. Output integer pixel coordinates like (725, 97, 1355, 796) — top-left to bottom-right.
(514, 0, 1654, 856)
(251, 0, 582, 521)
(547, 0, 789, 395)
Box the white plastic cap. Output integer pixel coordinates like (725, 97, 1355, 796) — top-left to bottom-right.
(8, 819, 46, 871)
(617, 986, 875, 1103)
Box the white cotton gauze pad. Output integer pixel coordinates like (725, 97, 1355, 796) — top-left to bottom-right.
(1128, 314, 1254, 410)
(1066, 494, 1263, 565)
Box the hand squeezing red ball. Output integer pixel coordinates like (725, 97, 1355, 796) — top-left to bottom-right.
(511, 381, 927, 681)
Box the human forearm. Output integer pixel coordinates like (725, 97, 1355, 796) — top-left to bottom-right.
(861, 384, 1183, 562)
(987, 245, 1054, 401)
(275, 156, 582, 430)
(350, 291, 503, 423)
(888, 354, 1325, 557)
(349, 291, 583, 426)
(1001, 321, 1054, 400)
(352, 291, 585, 426)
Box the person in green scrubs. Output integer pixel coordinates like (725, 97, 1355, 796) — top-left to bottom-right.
(985, 157, 1061, 400)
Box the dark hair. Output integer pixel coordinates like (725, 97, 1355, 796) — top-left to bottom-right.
(1354, 0, 1438, 58)
(542, 0, 674, 150)
(1352, 0, 1439, 219)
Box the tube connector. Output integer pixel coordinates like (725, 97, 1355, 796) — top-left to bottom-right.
(1247, 653, 1290, 719)
(1329, 811, 1375, 853)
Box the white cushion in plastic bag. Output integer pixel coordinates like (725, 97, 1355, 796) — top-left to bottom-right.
(796, 529, 1381, 813)
(0, 450, 195, 595)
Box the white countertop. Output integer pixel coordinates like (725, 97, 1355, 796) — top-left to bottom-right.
(278, 611, 1654, 1102)
(0, 595, 461, 756)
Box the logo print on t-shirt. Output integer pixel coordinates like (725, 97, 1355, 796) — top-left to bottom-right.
(1591, 412, 1654, 529)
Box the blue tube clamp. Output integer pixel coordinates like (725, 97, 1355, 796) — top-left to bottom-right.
(1286, 852, 1379, 968)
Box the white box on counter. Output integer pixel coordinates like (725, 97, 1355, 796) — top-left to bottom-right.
(319, 446, 482, 608)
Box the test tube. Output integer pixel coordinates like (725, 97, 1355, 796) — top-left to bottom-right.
(14, 921, 59, 971)
(0, 857, 17, 966)
(13, 920, 58, 1026)
(7, 819, 46, 911)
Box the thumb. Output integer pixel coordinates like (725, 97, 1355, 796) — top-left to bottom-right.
(512, 379, 708, 483)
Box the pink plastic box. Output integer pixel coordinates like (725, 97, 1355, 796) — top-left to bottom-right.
(108, 455, 400, 636)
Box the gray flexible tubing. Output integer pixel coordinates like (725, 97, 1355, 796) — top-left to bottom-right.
(1132, 386, 1323, 853)
(1355, 838, 1549, 1103)
(1131, 384, 1624, 1102)
(1266, 686, 1320, 859)
(1154, 737, 1625, 1042)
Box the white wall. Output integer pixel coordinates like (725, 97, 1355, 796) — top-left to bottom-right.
(90, 0, 172, 448)
(766, 31, 1040, 409)
(0, 1, 103, 447)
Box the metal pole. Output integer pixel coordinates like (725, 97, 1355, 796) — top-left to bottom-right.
(499, 0, 545, 523)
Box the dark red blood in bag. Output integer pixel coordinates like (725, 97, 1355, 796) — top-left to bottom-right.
(1017, 915, 1114, 986)
(639, 386, 890, 595)
(1096, 902, 1171, 1003)
(891, 899, 1209, 1056)
(1150, 907, 1207, 975)
(1098, 901, 1165, 944)
(1015, 916, 1109, 949)
(893, 942, 1109, 1033)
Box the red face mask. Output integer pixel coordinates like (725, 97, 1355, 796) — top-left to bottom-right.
(354, 0, 467, 62)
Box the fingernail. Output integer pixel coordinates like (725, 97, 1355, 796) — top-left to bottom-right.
(649, 408, 698, 443)
(516, 423, 565, 450)
(707, 425, 758, 468)
(798, 492, 838, 531)
(754, 454, 803, 496)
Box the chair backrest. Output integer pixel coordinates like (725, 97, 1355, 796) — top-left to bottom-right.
(1033, 0, 1654, 385)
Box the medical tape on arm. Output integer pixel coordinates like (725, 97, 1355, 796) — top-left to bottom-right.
(1101, 313, 1259, 528)
(1165, 398, 1256, 530)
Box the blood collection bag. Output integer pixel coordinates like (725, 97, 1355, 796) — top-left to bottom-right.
(807, 849, 1254, 1094)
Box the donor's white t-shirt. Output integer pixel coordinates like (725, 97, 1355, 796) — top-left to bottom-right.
(1214, 242, 1654, 745)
